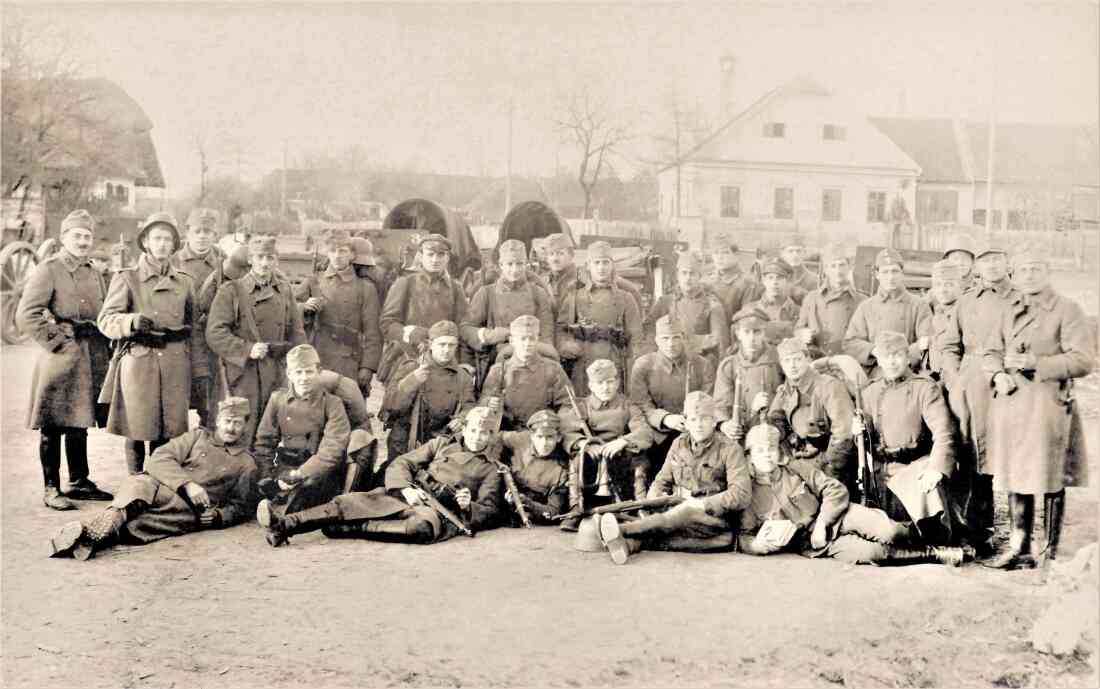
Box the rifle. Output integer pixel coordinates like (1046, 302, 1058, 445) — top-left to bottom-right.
(851, 377, 878, 507)
(732, 369, 744, 431)
(494, 458, 532, 528)
(564, 383, 612, 498)
(406, 345, 430, 453)
(553, 494, 684, 522)
(413, 477, 475, 538)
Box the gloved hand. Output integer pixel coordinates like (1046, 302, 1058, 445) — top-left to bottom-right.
(357, 368, 374, 389)
(133, 315, 156, 332)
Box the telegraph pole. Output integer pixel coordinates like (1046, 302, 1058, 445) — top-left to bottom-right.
(984, 47, 997, 238)
(280, 140, 288, 216)
(505, 93, 514, 219)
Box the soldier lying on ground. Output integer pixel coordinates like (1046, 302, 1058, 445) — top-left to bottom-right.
(257, 407, 504, 546)
(596, 391, 751, 565)
(49, 397, 256, 561)
(479, 315, 570, 431)
(498, 410, 571, 525)
(252, 344, 350, 518)
(559, 359, 654, 528)
(737, 424, 966, 566)
(714, 306, 784, 445)
(381, 320, 475, 460)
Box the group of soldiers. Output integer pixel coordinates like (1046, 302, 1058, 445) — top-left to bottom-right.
(21, 204, 1093, 570)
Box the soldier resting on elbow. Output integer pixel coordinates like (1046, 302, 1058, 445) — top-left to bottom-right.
(737, 424, 966, 566)
(596, 391, 751, 565)
(257, 407, 504, 546)
(49, 397, 257, 561)
(498, 410, 571, 525)
(252, 344, 351, 534)
(559, 359, 654, 529)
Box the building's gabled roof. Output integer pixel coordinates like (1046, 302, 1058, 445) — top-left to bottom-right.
(868, 118, 970, 183)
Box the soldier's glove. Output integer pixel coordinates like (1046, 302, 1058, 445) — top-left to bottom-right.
(133, 315, 156, 333)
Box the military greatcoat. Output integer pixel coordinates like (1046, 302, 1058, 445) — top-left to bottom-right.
(796, 284, 867, 357)
(379, 270, 470, 377)
(556, 281, 642, 395)
(712, 347, 784, 425)
(844, 288, 931, 374)
(984, 288, 1095, 494)
(480, 355, 571, 431)
(767, 367, 855, 483)
(629, 351, 715, 445)
(706, 265, 757, 324)
(460, 276, 555, 382)
(297, 264, 383, 382)
(18, 251, 111, 430)
(171, 244, 225, 380)
(97, 254, 203, 441)
(646, 287, 730, 371)
(382, 356, 476, 455)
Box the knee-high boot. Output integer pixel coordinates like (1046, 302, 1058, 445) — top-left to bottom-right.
(259, 500, 341, 547)
(880, 545, 967, 566)
(40, 431, 75, 510)
(1039, 490, 1066, 566)
(324, 518, 434, 544)
(560, 455, 584, 532)
(987, 493, 1036, 570)
(124, 439, 146, 475)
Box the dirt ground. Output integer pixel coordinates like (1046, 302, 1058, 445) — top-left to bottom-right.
(2, 340, 1099, 689)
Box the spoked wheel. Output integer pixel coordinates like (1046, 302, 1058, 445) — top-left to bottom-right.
(0, 241, 38, 345)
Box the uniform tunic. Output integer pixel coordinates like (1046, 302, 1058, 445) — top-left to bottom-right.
(17, 251, 111, 430)
(925, 296, 960, 386)
(712, 348, 784, 425)
(629, 351, 715, 444)
(111, 428, 255, 543)
(382, 357, 476, 454)
(206, 273, 307, 443)
(941, 279, 1018, 471)
(646, 287, 730, 371)
(706, 265, 756, 323)
(556, 282, 642, 395)
(843, 288, 931, 372)
(860, 371, 956, 524)
(297, 264, 383, 382)
(460, 276, 555, 382)
(984, 288, 1095, 494)
(745, 297, 800, 347)
(379, 270, 469, 371)
(97, 254, 203, 440)
(499, 430, 570, 519)
(253, 387, 351, 483)
(767, 368, 855, 482)
(479, 355, 571, 430)
(797, 284, 867, 357)
(541, 265, 643, 319)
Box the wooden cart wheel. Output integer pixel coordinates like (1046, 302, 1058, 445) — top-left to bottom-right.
(0, 241, 38, 344)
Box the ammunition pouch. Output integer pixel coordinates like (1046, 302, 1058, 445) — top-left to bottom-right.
(265, 341, 294, 359)
(56, 319, 102, 339)
(562, 322, 627, 348)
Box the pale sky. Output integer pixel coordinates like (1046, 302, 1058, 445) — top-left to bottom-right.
(12, 1, 1099, 194)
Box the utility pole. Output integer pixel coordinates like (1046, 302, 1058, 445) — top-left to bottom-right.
(280, 139, 288, 216)
(505, 93, 514, 219)
(984, 47, 997, 238)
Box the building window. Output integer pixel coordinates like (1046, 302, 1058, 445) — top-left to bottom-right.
(774, 187, 794, 219)
(867, 191, 887, 222)
(972, 209, 1002, 228)
(1007, 210, 1026, 231)
(823, 124, 846, 141)
(763, 122, 786, 138)
(916, 190, 959, 223)
(822, 189, 842, 222)
(720, 186, 740, 218)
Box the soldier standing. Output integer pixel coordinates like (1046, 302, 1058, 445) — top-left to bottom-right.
(98, 212, 203, 475)
(629, 315, 714, 491)
(17, 209, 114, 509)
(378, 233, 471, 383)
(983, 244, 1095, 569)
(479, 315, 570, 431)
(461, 239, 555, 388)
(767, 337, 855, 491)
(705, 233, 756, 322)
(778, 239, 819, 305)
(206, 235, 307, 445)
(940, 243, 1018, 555)
(172, 207, 226, 428)
(297, 229, 382, 395)
(597, 391, 752, 565)
(556, 241, 642, 395)
(796, 244, 867, 357)
(539, 233, 644, 320)
(851, 331, 961, 546)
(381, 320, 476, 459)
(258, 407, 505, 546)
(744, 257, 800, 346)
(713, 306, 784, 444)
(925, 260, 964, 387)
(646, 252, 729, 372)
(843, 248, 931, 376)
(49, 397, 256, 561)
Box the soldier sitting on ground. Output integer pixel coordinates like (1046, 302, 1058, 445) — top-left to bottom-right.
(258, 407, 505, 546)
(596, 391, 752, 565)
(737, 423, 966, 566)
(49, 397, 257, 561)
(713, 306, 784, 445)
(559, 359, 654, 529)
(498, 410, 571, 525)
(479, 315, 570, 432)
(252, 344, 351, 526)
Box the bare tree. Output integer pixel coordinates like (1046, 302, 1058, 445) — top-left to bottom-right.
(646, 88, 710, 219)
(554, 87, 631, 219)
(189, 122, 210, 203)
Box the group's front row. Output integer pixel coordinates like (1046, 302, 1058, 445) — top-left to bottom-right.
(49, 338, 967, 568)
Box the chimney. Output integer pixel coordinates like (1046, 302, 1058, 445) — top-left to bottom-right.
(719, 54, 736, 121)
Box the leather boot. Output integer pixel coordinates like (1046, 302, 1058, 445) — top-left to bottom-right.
(258, 500, 341, 547)
(986, 493, 1036, 570)
(560, 455, 583, 532)
(599, 513, 644, 565)
(124, 439, 145, 475)
(340, 518, 434, 544)
(63, 429, 112, 501)
(633, 465, 649, 502)
(882, 545, 968, 567)
(1038, 491, 1066, 567)
(61, 508, 127, 561)
(40, 432, 76, 510)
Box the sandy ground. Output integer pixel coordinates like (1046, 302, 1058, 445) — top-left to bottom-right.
(2, 340, 1098, 689)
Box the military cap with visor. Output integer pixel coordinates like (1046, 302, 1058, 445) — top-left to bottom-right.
(874, 248, 904, 269)
(527, 409, 562, 432)
(730, 305, 770, 330)
(760, 256, 792, 278)
(418, 233, 452, 252)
